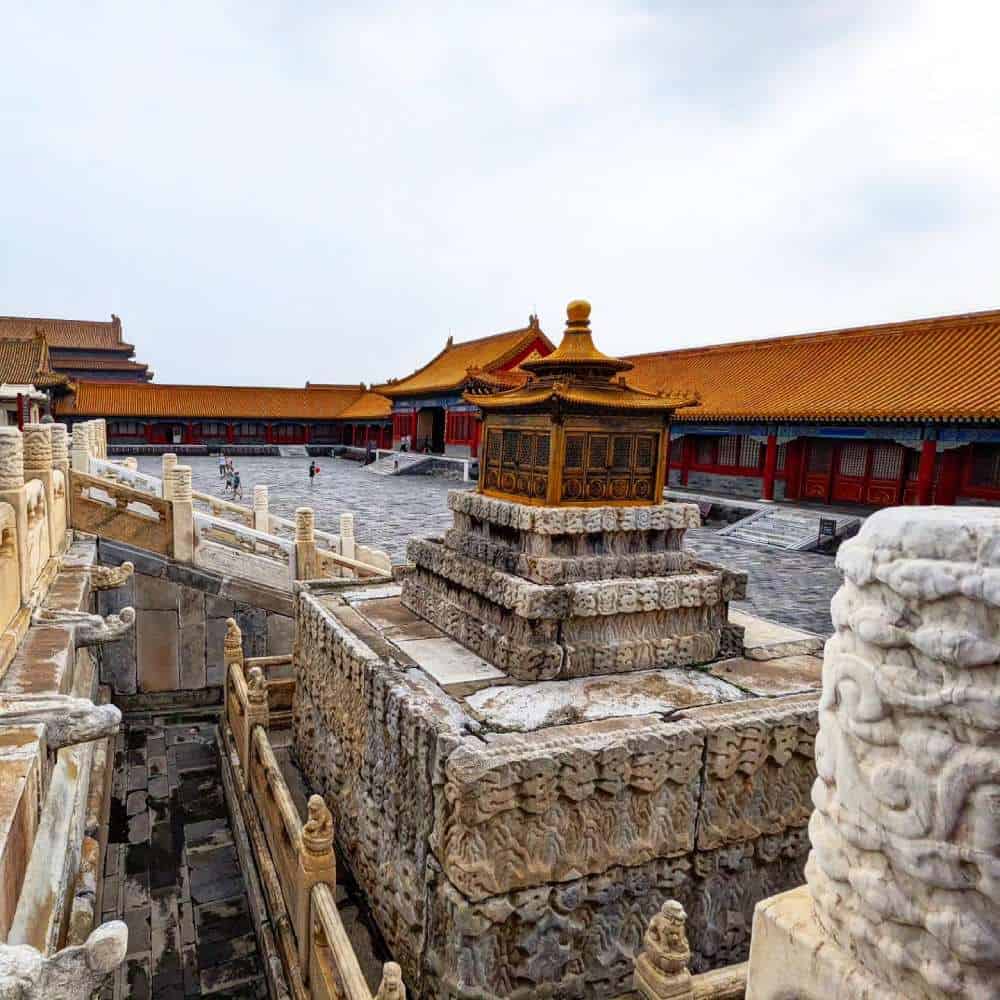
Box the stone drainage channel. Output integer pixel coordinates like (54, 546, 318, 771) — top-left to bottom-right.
(100, 710, 266, 999)
(99, 708, 391, 999)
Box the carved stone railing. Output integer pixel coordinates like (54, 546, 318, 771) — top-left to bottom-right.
(87, 456, 163, 498)
(69, 470, 174, 557)
(221, 621, 403, 998)
(192, 489, 254, 526)
(193, 510, 297, 590)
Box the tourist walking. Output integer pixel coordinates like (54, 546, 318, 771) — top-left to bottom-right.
(218, 452, 226, 478)
(309, 460, 316, 485)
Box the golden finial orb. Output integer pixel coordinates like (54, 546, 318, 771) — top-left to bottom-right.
(566, 299, 591, 325)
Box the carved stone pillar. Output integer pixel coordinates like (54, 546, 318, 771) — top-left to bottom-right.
(295, 507, 317, 581)
(340, 511, 356, 569)
(0, 427, 31, 605)
(747, 507, 1000, 1000)
(71, 423, 89, 473)
(252, 485, 269, 533)
(634, 900, 694, 999)
(50, 423, 71, 525)
(243, 665, 268, 784)
(171, 465, 194, 562)
(161, 453, 177, 501)
(298, 794, 336, 979)
(23, 424, 58, 555)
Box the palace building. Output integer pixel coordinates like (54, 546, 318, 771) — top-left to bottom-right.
(54, 380, 392, 450)
(629, 307, 1000, 508)
(0, 314, 152, 382)
(376, 315, 554, 456)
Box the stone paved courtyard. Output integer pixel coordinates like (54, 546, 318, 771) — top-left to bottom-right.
(137, 455, 843, 635)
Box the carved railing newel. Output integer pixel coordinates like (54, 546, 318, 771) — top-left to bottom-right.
(299, 793, 336, 981)
(161, 453, 177, 501)
(253, 484, 269, 533)
(634, 900, 694, 1000)
(171, 465, 194, 562)
(294, 507, 317, 582)
(375, 961, 406, 999)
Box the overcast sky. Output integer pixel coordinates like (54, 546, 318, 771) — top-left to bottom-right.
(2, 2, 998, 386)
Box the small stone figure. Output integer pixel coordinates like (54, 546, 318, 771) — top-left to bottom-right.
(302, 794, 334, 855)
(634, 900, 693, 999)
(89, 560, 134, 591)
(375, 961, 406, 999)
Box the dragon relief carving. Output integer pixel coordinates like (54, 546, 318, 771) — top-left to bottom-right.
(32, 606, 135, 647)
(88, 560, 134, 591)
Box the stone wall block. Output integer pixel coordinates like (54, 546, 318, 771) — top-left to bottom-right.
(178, 586, 204, 628)
(134, 573, 178, 612)
(136, 609, 180, 692)
(179, 622, 207, 689)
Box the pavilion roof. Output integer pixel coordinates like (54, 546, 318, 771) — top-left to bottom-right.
(0, 314, 134, 352)
(625, 308, 1000, 423)
(0, 336, 70, 389)
(376, 317, 554, 398)
(55, 381, 390, 421)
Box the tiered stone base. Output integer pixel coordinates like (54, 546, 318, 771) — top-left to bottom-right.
(402, 493, 746, 680)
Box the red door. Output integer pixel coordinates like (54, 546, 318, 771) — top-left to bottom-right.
(831, 441, 905, 506)
(802, 439, 834, 501)
(830, 442, 868, 503)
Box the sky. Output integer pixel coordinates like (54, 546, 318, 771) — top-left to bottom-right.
(1, 1, 998, 387)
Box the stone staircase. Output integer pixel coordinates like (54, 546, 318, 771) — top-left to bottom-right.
(717, 507, 861, 551)
(364, 451, 437, 476)
(277, 445, 309, 458)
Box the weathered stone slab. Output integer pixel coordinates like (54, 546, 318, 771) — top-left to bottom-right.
(393, 636, 505, 687)
(708, 654, 822, 697)
(466, 668, 746, 732)
(730, 609, 823, 660)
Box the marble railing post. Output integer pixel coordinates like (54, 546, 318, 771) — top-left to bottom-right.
(161, 453, 177, 500)
(222, 618, 244, 721)
(299, 794, 336, 981)
(0, 428, 31, 604)
(71, 424, 89, 473)
(121, 457, 137, 472)
(171, 466, 193, 562)
(340, 512, 355, 577)
(244, 666, 269, 786)
(295, 507, 317, 581)
(96, 419, 107, 459)
(22, 424, 57, 554)
(50, 424, 70, 526)
(747, 506, 1000, 1000)
(252, 485, 269, 533)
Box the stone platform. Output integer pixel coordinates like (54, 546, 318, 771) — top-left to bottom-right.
(403, 493, 747, 680)
(292, 578, 823, 998)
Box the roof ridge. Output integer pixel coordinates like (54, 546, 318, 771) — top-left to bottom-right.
(625, 307, 1000, 361)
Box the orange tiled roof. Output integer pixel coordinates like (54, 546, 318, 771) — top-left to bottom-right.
(338, 391, 392, 420)
(625, 308, 1000, 423)
(0, 336, 69, 389)
(0, 315, 131, 351)
(54, 381, 388, 421)
(59, 357, 151, 373)
(377, 318, 554, 397)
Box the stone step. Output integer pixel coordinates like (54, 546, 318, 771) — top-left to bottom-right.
(719, 508, 861, 550)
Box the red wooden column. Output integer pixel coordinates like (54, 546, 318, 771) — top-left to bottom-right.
(226, 423, 235, 444)
(471, 417, 481, 458)
(410, 410, 418, 443)
(761, 433, 778, 500)
(679, 437, 693, 486)
(915, 439, 937, 505)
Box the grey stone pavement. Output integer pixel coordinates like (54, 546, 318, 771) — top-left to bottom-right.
(138, 456, 842, 636)
(100, 711, 267, 999)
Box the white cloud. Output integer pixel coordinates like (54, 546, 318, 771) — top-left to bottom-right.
(0, 0, 997, 384)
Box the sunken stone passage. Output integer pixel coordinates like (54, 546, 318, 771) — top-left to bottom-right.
(402, 492, 746, 680)
(99, 712, 267, 999)
(292, 581, 821, 998)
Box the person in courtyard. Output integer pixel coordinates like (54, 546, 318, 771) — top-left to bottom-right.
(231, 468, 242, 500)
(365, 440, 374, 465)
(218, 452, 226, 478)
(309, 460, 316, 485)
